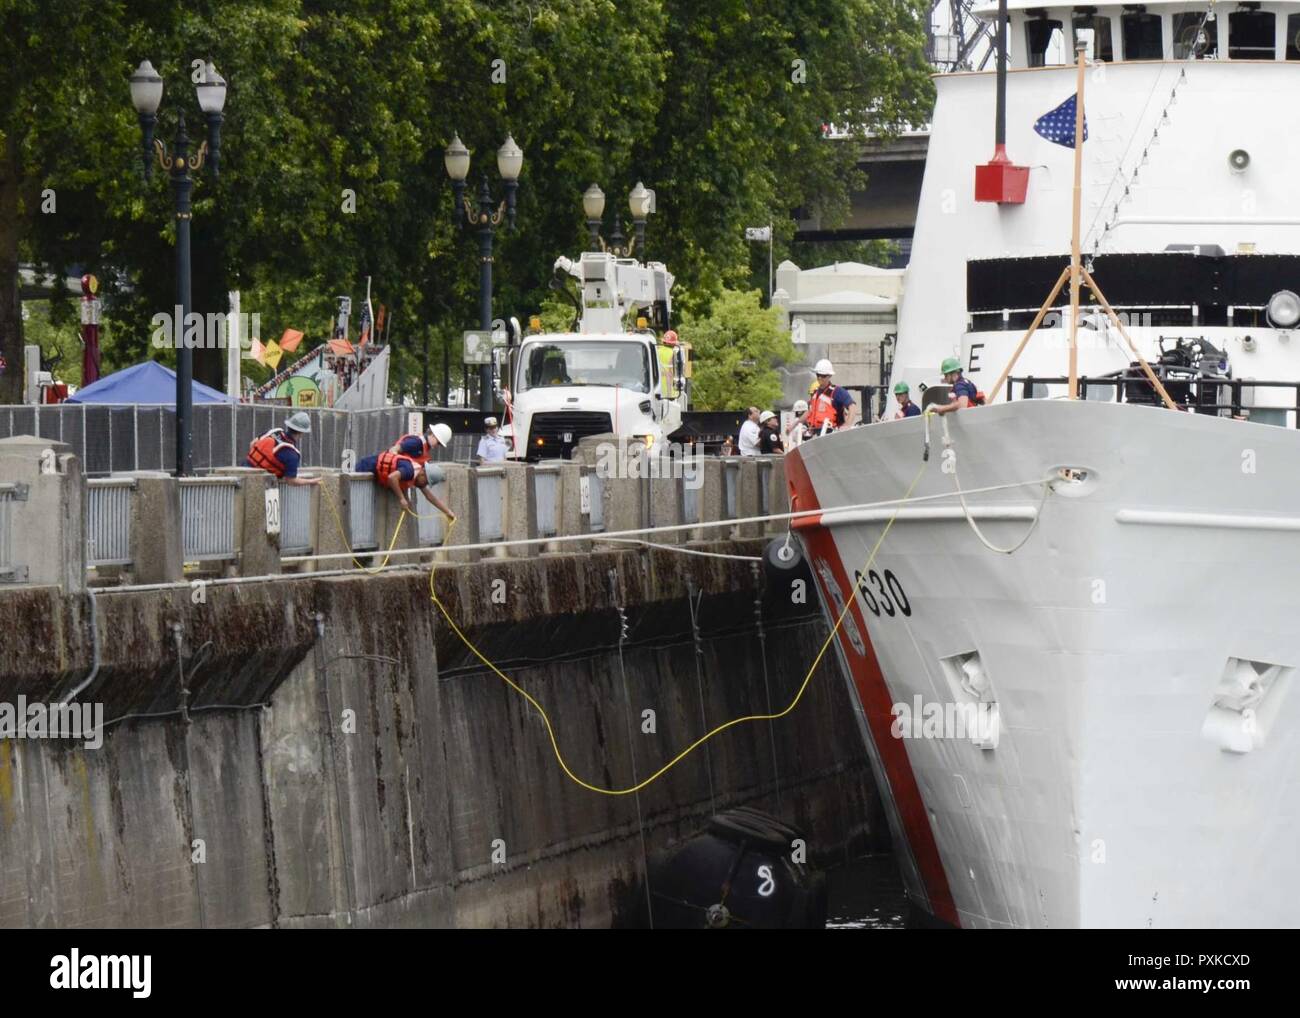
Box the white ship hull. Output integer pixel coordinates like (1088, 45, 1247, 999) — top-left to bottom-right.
(787, 400, 1300, 928)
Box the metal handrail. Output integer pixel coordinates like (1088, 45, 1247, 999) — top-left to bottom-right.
(87, 477, 138, 568)
(1006, 374, 1300, 426)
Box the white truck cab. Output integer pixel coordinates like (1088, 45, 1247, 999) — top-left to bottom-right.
(502, 251, 690, 459)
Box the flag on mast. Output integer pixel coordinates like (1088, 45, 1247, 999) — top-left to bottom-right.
(1034, 94, 1088, 148)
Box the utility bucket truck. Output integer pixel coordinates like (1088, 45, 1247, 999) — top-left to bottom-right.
(500, 251, 690, 460)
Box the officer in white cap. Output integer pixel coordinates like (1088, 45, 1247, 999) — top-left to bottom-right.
(477, 416, 509, 464)
(758, 409, 784, 454)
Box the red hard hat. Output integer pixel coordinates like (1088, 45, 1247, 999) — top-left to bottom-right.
(663, 329, 678, 345)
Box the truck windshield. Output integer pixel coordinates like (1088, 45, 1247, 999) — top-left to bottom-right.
(517, 341, 651, 393)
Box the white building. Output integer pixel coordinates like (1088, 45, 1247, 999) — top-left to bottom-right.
(772, 259, 903, 409)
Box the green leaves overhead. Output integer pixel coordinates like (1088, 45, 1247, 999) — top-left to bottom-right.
(1, 0, 932, 402)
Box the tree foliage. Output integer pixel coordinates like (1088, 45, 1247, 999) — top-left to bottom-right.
(678, 288, 795, 411)
(0, 0, 933, 404)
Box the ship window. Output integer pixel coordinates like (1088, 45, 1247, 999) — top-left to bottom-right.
(1173, 12, 1218, 58)
(1229, 11, 1275, 58)
(1288, 15, 1300, 59)
(1026, 17, 1065, 66)
(1122, 13, 1164, 59)
(1072, 13, 1115, 61)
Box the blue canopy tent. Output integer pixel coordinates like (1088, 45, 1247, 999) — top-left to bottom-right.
(67, 360, 234, 404)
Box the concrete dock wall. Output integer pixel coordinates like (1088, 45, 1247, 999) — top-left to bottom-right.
(0, 544, 886, 928)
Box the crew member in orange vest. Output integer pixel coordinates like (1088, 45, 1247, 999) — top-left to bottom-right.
(245, 412, 320, 486)
(802, 359, 857, 439)
(388, 422, 454, 464)
(356, 449, 456, 521)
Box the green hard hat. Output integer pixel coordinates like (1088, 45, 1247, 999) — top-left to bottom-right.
(940, 357, 961, 375)
(893, 381, 910, 394)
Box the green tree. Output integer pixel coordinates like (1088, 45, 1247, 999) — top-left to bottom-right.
(677, 287, 794, 410)
(2, 0, 932, 407)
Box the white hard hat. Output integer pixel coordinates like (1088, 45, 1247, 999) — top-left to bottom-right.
(428, 422, 453, 447)
(484, 416, 499, 428)
(793, 399, 809, 413)
(424, 462, 446, 484)
(759, 410, 776, 424)
(285, 411, 312, 434)
(814, 358, 834, 376)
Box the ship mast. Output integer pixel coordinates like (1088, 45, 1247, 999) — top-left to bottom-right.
(988, 39, 1177, 410)
(1068, 38, 1085, 399)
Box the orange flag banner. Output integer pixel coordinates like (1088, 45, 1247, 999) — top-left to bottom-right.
(248, 338, 267, 365)
(279, 328, 304, 353)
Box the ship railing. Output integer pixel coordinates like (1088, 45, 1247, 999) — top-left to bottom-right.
(970, 303, 1280, 331)
(1005, 374, 1300, 426)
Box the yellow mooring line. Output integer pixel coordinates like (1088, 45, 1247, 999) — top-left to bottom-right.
(419, 459, 928, 795)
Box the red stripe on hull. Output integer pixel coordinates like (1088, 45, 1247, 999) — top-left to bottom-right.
(785, 448, 960, 928)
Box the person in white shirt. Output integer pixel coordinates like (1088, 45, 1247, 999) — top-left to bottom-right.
(738, 406, 762, 456)
(785, 399, 809, 449)
(477, 417, 509, 463)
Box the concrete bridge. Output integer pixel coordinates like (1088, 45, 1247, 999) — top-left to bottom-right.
(796, 130, 929, 247)
(0, 435, 886, 928)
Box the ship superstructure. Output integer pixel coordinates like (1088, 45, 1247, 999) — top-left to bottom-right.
(790, 2, 1300, 928)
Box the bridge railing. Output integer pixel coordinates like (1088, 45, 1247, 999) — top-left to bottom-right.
(347, 475, 378, 552)
(180, 477, 240, 563)
(86, 477, 136, 569)
(278, 483, 315, 556)
(0, 441, 792, 589)
(0, 403, 487, 478)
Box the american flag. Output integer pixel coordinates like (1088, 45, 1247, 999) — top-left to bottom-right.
(1034, 94, 1088, 148)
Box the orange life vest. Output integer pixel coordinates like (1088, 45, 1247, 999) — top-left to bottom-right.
(393, 433, 431, 465)
(247, 429, 296, 478)
(804, 384, 841, 431)
(375, 451, 419, 491)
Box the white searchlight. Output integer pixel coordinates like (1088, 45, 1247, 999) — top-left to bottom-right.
(1266, 289, 1300, 329)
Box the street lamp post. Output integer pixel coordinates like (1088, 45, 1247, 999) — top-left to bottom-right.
(628, 181, 653, 256)
(130, 59, 227, 477)
(444, 133, 522, 412)
(584, 181, 655, 258)
(582, 184, 605, 252)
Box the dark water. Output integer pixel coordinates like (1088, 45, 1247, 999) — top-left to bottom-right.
(825, 854, 908, 929)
